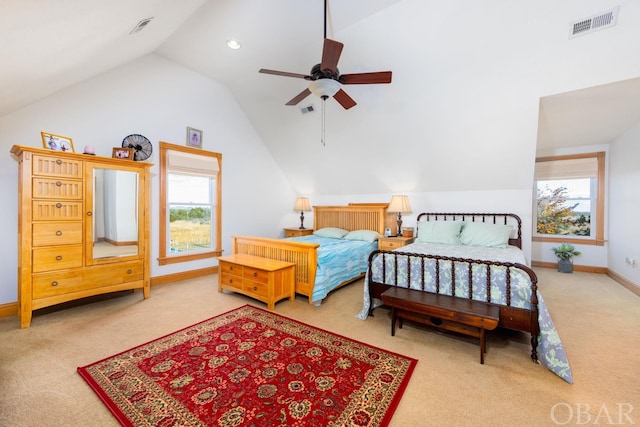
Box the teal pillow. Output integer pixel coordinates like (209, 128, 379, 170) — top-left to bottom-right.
(459, 222, 513, 248)
(416, 221, 463, 245)
(313, 227, 349, 239)
(344, 229, 381, 243)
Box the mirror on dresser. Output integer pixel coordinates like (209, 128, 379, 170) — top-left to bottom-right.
(89, 167, 140, 260)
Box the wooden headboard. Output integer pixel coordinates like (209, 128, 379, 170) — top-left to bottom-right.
(416, 212, 523, 249)
(313, 205, 388, 235)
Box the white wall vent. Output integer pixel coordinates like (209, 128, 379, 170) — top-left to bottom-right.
(130, 17, 154, 35)
(569, 7, 619, 39)
(300, 105, 315, 114)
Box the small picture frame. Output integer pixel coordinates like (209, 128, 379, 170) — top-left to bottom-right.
(186, 127, 203, 148)
(112, 147, 134, 160)
(41, 132, 74, 153)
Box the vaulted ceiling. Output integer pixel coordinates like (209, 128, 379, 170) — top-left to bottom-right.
(2, 0, 639, 194)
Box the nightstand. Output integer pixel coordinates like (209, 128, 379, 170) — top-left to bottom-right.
(378, 236, 415, 250)
(284, 228, 314, 238)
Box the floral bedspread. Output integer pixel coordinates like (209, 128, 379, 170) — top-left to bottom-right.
(356, 242, 573, 384)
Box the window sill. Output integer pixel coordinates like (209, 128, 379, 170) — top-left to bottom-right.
(532, 236, 605, 246)
(158, 250, 223, 265)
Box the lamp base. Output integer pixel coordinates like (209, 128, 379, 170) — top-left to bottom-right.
(299, 211, 306, 229)
(396, 213, 403, 237)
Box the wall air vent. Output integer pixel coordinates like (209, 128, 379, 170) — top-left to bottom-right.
(130, 17, 154, 35)
(300, 105, 315, 114)
(569, 7, 619, 39)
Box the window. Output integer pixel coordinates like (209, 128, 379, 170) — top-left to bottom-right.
(533, 152, 605, 246)
(158, 142, 222, 265)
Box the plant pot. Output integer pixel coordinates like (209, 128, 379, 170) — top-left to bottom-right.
(557, 259, 574, 273)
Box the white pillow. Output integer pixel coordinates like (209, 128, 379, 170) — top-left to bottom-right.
(459, 222, 513, 248)
(313, 227, 349, 239)
(416, 221, 463, 245)
(344, 229, 381, 243)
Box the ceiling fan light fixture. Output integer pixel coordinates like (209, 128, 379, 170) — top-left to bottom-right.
(309, 79, 340, 100)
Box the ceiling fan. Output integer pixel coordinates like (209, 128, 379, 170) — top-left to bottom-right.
(258, 0, 392, 110)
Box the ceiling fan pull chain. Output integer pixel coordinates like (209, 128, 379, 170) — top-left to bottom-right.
(321, 100, 326, 146)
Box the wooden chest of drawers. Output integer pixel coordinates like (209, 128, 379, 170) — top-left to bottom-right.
(11, 145, 151, 328)
(217, 254, 295, 310)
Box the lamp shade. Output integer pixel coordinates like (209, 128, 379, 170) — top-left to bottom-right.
(294, 197, 311, 212)
(388, 195, 412, 214)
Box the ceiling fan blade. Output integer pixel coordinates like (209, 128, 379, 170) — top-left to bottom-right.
(259, 68, 310, 79)
(333, 89, 357, 110)
(320, 39, 344, 74)
(286, 88, 312, 106)
(340, 71, 393, 85)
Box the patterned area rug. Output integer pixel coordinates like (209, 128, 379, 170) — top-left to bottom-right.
(78, 305, 417, 426)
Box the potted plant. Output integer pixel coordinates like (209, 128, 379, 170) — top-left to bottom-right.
(552, 243, 581, 273)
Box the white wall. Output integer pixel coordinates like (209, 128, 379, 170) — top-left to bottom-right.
(0, 54, 296, 305)
(608, 123, 640, 285)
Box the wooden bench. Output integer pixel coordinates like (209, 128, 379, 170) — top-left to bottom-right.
(381, 287, 500, 364)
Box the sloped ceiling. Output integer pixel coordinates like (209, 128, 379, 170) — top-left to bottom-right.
(2, 0, 640, 195)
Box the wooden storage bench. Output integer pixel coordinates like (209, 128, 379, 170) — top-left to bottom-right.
(381, 287, 500, 364)
(218, 254, 295, 310)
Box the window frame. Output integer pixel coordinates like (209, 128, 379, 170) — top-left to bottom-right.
(533, 152, 605, 246)
(158, 141, 222, 265)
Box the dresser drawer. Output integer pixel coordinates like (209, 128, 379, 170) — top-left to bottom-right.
(244, 280, 268, 297)
(32, 200, 83, 221)
(33, 222, 83, 246)
(32, 245, 83, 272)
(220, 262, 242, 276)
(243, 267, 268, 284)
(220, 272, 243, 290)
(32, 260, 143, 299)
(32, 154, 82, 178)
(32, 178, 83, 199)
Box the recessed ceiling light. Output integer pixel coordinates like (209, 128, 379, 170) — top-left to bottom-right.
(226, 39, 241, 50)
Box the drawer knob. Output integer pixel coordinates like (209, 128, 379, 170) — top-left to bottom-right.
(51, 281, 59, 287)
(87, 211, 93, 217)
(253, 286, 257, 291)
(56, 159, 62, 165)
(55, 203, 62, 209)
(56, 230, 62, 236)
(229, 279, 233, 284)
(55, 255, 62, 261)
(253, 272, 257, 277)
(127, 269, 133, 274)
(55, 181, 62, 187)
(229, 266, 234, 271)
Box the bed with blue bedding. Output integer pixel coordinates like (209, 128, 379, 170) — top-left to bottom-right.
(356, 212, 573, 383)
(230, 204, 390, 305)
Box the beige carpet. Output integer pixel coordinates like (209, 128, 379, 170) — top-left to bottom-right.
(1, 268, 639, 426)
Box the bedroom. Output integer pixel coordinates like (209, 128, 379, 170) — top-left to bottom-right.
(0, 0, 639, 424)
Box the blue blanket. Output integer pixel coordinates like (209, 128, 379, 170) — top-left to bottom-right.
(286, 235, 378, 304)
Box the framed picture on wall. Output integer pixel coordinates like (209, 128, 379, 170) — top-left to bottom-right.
(41, 132, 74, 153)
(112, 147, 134, 160)
(186, 127, 203, 148)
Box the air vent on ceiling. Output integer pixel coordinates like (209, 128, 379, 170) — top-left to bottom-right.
(130, 17, 154, 35)
(569, 7, 619, 38)
(300, 105, 315, 114)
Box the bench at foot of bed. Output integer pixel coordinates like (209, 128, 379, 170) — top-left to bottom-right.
(381, 287, 500, 364)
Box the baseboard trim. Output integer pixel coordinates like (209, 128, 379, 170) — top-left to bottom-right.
(150, 266, 218, 287)
(531, 261, 607, 274)
(0, 302, 17, 317)
(607, 270, 640, 297)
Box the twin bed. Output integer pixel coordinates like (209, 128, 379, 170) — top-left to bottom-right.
(229, 207, 573, 383)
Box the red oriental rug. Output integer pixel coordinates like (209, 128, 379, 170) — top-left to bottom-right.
(78, 305, 417, 426)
